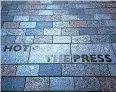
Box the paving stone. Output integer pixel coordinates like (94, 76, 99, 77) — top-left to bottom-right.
(112, 43, 116, 53)
(15, 36, 34, 43)
(39, 10, 53, 15)
(8, 10, 23, 15)
(70, 21, 87, 27)
(110, 35, 116, 43)
(50, 77, 74, 90)
(1, 16, 14, 21)
(85, 9, 101, 14)
(1, 11, 8, 16)
(46, 5, 60, 9)
(1, 44, 30, 64)
(34, 36, 52, 43)
(36, 22, 53, 28)
(29, 16, 46, 21)
(62, 64, 85, 76)
(91, 35, 111, 43)
(53, 22, 69, 28)
(46, 15, 61, 21)
(79, 28, 98, 35)
(87, 20, 105, 27)
(53, 10, 68, 15)
(26, 29, 43, 36)
(22, 10, 40, 15)
(2, 5, 17, 10)
(19, 22, 36, 28)
(105, 20, 116, 26)
(17, 5, 31, 9)
(25, 77, 49, 91)
(62, 15, 78, 20)
(1, 1, 12, 5)
(12, 1, 26, 4)
(1, 65, 17, 76)
(1, 36, 15, 45)
(100, 8, 116, 13)
(72, 36, 91, 43)
(1, 77, 25, 91)
(1, 29, 8, 36)
(53, 1, 68, 4)
(94, 14, 112, 20)
(69, 9, 85, 15)
(53, 36, 71, 43)
(44, 28, 61, 35)
(84, 64, 110, 76)
(31, 5, 46, 9)
(62, 28, 79, 35)
(40, 1, 53, 4)
(98, 27, 116, 35)
(76, 4, 89, 8)
(106, 3, 116, 7)
(64, 4, 76, 9)
(112, 14, 116, 19)
(89, 2, 106, 8)
(99, 77, 116, 91)
(16, 65, 39, 76)
(108, 64, 116, 76)
(78, 14, 94, 20)
(26, 1, 40, 4)
(29, 44, 70, 63)
(7, 29, 25, 35)
(3, 22, 20, 28)
(74, 77, 100, 91)
(13, 16, 29, 21)
(39, 64, 61, 76)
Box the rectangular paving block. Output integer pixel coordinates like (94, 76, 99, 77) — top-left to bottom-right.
(62, 64, 85, 76)
(94, 14, 112, 20)
(44, 28, 61, 35)
(46, 15, 61, 21)
(2, 77, 25, 91)
(70, 21, 87, 27)
(26, 29, 43, 36)
(100, 8, 116, 14)
(110, 35, 116, 43)
(84, 9, 100, 14)
(25, 77, 49, 91)
(53, 22, 69, 28)
(34, 36, 52, 43)
(12, 1, 26, 4)
(1, 16, 14, 21)
(31, 5, 46, 9)
(36, 22, 53, 28)
(50, 77, 74, 90)
(19, 22, 36, 28)
(39, 10, 53, 15)
(62, 15, 78, 20)
(29, 16, 46, 21)
(76, 4, 89, 8)
(1, 65, 17, 76)
(105, 20, 116, 26)
(15, 36, 34, 43)
(17, 5, 32, 9)
(29, 44, 71, 63)
(74, 77, 100, 91)
(72, 36, 91, 43)
(84, 64, 110, 76)
(1, 29, 8, 36)
(13, 16, 29, 21)
(1, 11, 8, 16)
(46, 5, 60, 9)
(1, 44, 30, 64)
(3, 22, 20, 28)
(78, 14, 94, 20)
(62, 28, 79, 35)
(2, 5, 17, 10)
(91, 35, 111, 43)
(108, 64, 116, 76)
(53, 10, 68, 15)
(39, 64, 61, 76)
(69, 9, 85, 15)
(16, 65, 39, 76)
(53, 36, 71, 43)
(112, 43, 116, 53)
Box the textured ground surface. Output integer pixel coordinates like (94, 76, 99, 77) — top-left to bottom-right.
(1, 1, 116, 91)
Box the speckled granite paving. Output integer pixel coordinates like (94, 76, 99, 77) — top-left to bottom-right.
(1, 1, 116, 91)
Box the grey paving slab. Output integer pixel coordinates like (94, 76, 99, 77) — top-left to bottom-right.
(11, 1, 26, 4)
(62, 28, 79, 35)
(40, 1, 53, 4)
(53, 10, 68, 15)
(50, 77, 74, 90)
(1, 65, 17, 76)
(17, 5, 31, 9)
(110, 35, 116, 43)
(36, 22, 53, 28)
(31, 5, 46, 9)
(46, 15, 61, 21)
(16, 65, 39, 76)
(84, 9, 100, 14)
(84, 64, 110, 76)
(53, 22, 69, 28)
(69, 9, 85, 15)
(19, 22, 36, 28)
(3, 22, 20, 28)
(1, 36, 15, 45)
(76, 4, 89, 8)
(78, 14, 94, 20)
(2, 5, 17, 10)
(62, 15, 78, 20)
(53, 36, 71, 43)
(91, 35, 111, 43)
(15, 36, 34, 43)
(72, 36, 91, 43)
(25, 77, 49, 91)
(26, 29, 43, 36)
(39, 64, 61, 76)
(1, 11, 8, 16)
(94, 14, 112, 20)
(29, 44, 71, 63)
(70, 21, 87, 27)
(1, 29, 8, 36)
(29, 16, 46, 21)
(105, 20, 116, 26)
(2, 77, 25, 91)
(39, 10, 53, 15)
(100, 8, 116, 14)
(74, 77, 100, 91)
(1, 16, 14, 21)
(62, 64, 85, 76)
(44, 28, 61, 35)
(112, 43, 116, 53)
(1, 44, 30, 64)
(108, 64, 116, 76)
(99, 77, 116, 91)
(46, 5, 60, 9)
(13, 16, 29, 21)
(34, 36, 52, 43)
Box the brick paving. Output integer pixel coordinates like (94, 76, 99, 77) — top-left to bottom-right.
(1, 1, 116, 91)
